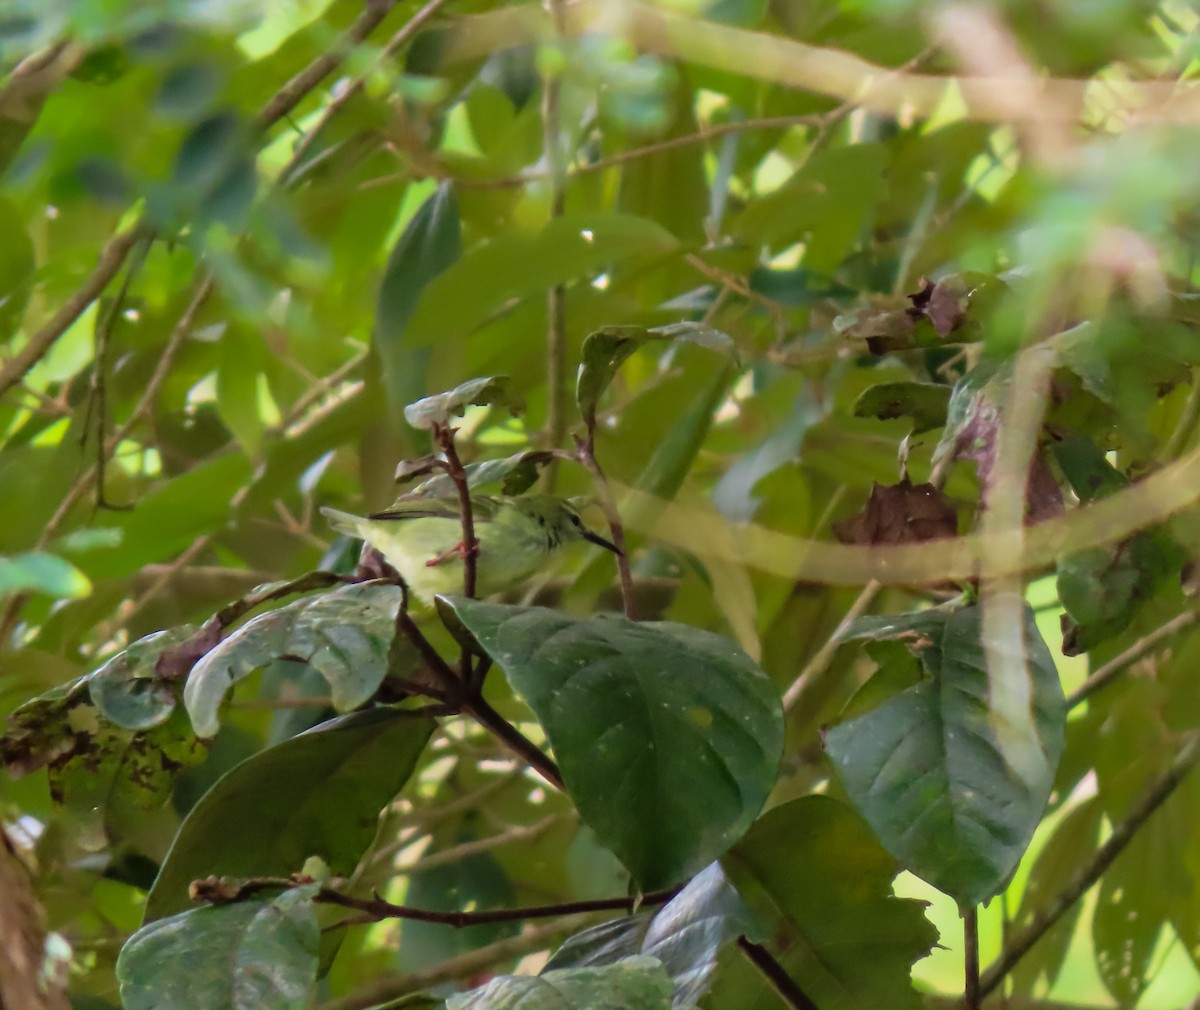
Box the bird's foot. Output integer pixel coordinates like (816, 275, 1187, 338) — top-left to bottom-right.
(425, 540, 479, 567)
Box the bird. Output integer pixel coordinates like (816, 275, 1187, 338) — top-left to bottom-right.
(321, 494, 620, 603)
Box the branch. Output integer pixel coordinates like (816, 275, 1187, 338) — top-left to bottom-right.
(736, 937, 818, 1010)
(315, 912, 600, 1010)
(574, 435, 636, 620)
(962, 906, 980, 1010)
(781, 581, 881, 714)
(255, 0, 401, 130)
(190, 873, 677, 927)
(314, 882, 678, 928)
(978, 733, 1200, 997)
(280, 0, 452, 183)
(432, 422, 479, 599)
(1067, 607, 1199, 709)
(541, 0, 568, 485)
(464, 695, 564, 791)
(397, 814, 564, 876)
(0, 223, 147, 400)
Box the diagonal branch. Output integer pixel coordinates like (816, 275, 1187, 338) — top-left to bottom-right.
(0, 223, 148, 401)
(979, 733, 1200, 997)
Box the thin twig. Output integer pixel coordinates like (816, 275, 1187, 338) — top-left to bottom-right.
(782, 581, 881, 714)
(0, 224, 147, 401)
(279, 0, 452, 184)
(433, 422, 479, 599)
(736, 937, 819, 1010)
(574, 429, 636, 619)
(979, 733, 1200, 997)
(542, 0, 568, 487)
(464, 695, 564, 790)
(963, 906, 981, 1010)
(315, 912, 600, 1010)
(397, 814, 565, 875)
(1067, 608, 1199, 709)
(255, 0, 401, 130)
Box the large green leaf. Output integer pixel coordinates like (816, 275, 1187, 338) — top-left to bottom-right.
(184, 583, 402, 738)
(406, 213, 679, 344)
(721, 796, 938, 1010)
(89, 625, 199, 730)
(825, 599, 1066, 906)
(374, 182, 461, 421)
(439, 599, 784, 890)
(118, 885, 320, 1010)
(447, 956, 672, 1010)
(144, 708, 433, 921)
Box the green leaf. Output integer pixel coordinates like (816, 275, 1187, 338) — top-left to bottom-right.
(825, 599, 1066, 906)
(1010, 797, 1103, 994)
(732, 144, 887, 269)
(375, 182, 461, 421)
(722, 796, 938, 1010)
(446, 956, 672, 1010)
(403, 375, 524, 431)
(184, 584, 402, 738)
(405, 449, 554, 498)
(145, 708, 433, 922)
(437, 600, 784, 889)
(852, 382, 952, 434)
(119, 886, 320, 1010)
(0, 197, 33, 341)
(89, 626, 199, 730)
(546, 862, 756, 1008)
(1051, 433, 1180, 654)
(406, 213, 679, 345)
(576, 323, 735, 424)
(0, 551, 91, 599)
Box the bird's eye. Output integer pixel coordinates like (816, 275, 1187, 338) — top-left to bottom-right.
(569, 513, 583, 528)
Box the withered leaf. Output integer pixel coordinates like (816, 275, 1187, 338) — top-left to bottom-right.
(832, 478, 958, 546)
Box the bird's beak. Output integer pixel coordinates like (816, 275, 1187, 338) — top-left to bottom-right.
(582, 529, 622, 555)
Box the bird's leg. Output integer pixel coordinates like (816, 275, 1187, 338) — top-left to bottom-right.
(425, 540, 480, 568)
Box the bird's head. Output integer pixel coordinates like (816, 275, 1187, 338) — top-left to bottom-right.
(519, 496, 621, 554)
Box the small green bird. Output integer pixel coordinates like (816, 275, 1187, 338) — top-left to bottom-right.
(321, 494, 620, 603)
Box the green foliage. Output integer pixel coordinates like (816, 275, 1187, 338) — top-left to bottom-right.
(441, 598, 784, 890)
(3, 2, 1200, 1009)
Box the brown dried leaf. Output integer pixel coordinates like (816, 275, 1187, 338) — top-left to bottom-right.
(832, 479, 958, 546)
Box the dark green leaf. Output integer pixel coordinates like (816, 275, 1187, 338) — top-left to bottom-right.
(184, 583, 402, 738)
(403, 375, 524, 431)
(405, 450, 555, 498)
(446, 956, 672, 1010)
(375, 183, 461, 421)
(852, 382, 952, 434)
(722, 796, 937, 1010)
(145, 708, 433, 921)
(438, 599, 783, 889)
(118, 885, 320, 1010)
(576, 323, 735, 424)
(406, 213, 679, 345)
(824, 599, 1066, 906)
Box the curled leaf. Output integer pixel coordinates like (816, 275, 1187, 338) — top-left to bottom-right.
(832, 478, 957, 547)
(403, 375, 523, 430)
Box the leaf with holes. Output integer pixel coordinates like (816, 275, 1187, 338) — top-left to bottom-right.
(403, 375, 523, 431)
(438, 599, 784, 890)
(824, 598, 1066, 907)
(184, 583, 402, 738)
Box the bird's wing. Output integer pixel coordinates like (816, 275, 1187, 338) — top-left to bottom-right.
(367, 495, 503, 523)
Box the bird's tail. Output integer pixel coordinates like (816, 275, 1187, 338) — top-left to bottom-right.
(320, 506, 364, 540)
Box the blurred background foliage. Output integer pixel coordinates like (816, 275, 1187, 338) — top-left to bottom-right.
(3, 0, 1200, 1008)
